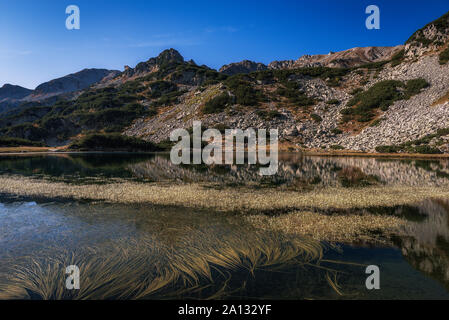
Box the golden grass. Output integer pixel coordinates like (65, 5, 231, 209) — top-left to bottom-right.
(431, 89, 449, 107)
(1, 175, 449, 212)
(246, 211, 406, 244)
(0, 229, 326, 300)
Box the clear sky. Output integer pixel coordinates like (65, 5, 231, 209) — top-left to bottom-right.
(1, 0, 448, 89)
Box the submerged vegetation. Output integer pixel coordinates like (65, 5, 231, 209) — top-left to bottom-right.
(0, 224, 327, 299)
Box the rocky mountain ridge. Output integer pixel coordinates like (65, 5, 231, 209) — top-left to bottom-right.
(1, 10, 449, 154)
(268, 46, 404, 70)
(219, 60, 268, 75)
(0, 68, 120, 115)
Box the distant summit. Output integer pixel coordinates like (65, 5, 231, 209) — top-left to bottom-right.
(219, 60, 268, 75)
(0, 69, 120, 114)
(0, 84, 32, 101)
(31, 68, 120, 99)
(122, 48, 185, 78)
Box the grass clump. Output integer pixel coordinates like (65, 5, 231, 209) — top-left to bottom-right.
(69, 133, 162, 152)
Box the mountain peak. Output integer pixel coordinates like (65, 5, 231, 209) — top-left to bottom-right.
(219, 60, 268, 75)
(156, 48, 184, 64)
(122, 48, 185, 79)
(0, 83, 32, 101)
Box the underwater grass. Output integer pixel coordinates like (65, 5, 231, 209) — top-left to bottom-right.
(0, 229, 328, 300)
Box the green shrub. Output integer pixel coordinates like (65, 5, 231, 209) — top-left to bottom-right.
(404, 78, 429, 98)
(151, 90, 185, 107)
(350, 88, 364, 95)
(276, 85, 315, 107)
(256, 109, 282, 120)
(0, 136, 44, 147)
(359, 60, 389, 70)
(375, 145, 401, 153)
(348, 80, 403, 110)
(340, 108, 354, 115)
(439, 47, 449, 65)
(147, 80, 178, 98)
(202, 93, 231, 114)
(70, 133, 161, 152)
(390, 49, 405, 67)
(330, 144, 344, 150)
(413, 145, 442, 154)
(6, 122, 48, 141)
(344, 79, 427, 123)
(224, 77, 263, 106)
(331, 128, 343, 135)
(78, 103, 148, 131)
(311, 114, 322, 122)
(326, 99, 340, 105)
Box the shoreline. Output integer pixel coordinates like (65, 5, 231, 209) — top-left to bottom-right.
(1, 146, 449, 159)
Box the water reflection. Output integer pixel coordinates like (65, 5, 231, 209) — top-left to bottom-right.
(1, 153, 449, 188)
(1, 153, 449, 299)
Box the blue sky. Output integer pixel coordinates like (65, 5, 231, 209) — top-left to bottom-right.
(1, 0, 448, 89)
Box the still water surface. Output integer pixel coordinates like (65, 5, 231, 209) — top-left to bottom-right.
(0, 153, 449, 299)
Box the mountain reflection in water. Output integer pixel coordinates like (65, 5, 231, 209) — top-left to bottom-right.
(0, 153, 449, 299)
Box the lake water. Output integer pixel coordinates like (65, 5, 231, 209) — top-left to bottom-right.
(0, 153, 449, 299)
